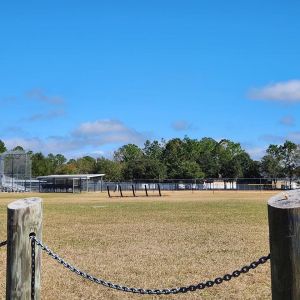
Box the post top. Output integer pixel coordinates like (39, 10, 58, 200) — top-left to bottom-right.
(268, 190, 300, 209)
(7, 197, 42, 210)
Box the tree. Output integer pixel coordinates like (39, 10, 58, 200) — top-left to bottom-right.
(143, 139, 165, 160)
(280, 141, 300, 188)
(260, 144, 283, 185)
(162, 138, 204, 179)
(113, 144, 145, 180)
(260, 141, 300, 188)
(76, 156, 96, 174)
(217, 139, 247, 178)
(0, 139, 7, 153)
(95, 157, 123, 181)
(114, 144, 143, 162)
(46, 153, 67, 174)
(31, 152, 51, 176)
(176, 161, 204, 179)
(162, 138, 185, 178)
(243, 159, 261, 178)
(143, 140, 167, 180)
(13, 146, 24, 151)
(196, 138, 220, 178)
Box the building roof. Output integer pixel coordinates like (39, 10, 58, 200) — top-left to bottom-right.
(37, 174, 105, 180)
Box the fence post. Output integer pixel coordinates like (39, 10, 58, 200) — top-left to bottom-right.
(6, 197, 42, 300)
(268, 190, 300, 299)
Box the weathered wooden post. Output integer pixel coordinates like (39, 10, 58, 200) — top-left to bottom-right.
(158, 184, 161, 197)
(119, 185, 123, 197)
(107, 186, 111, 198)
(268, 190, 300, 299)
(132, 185, 136, 197)
(6, 197, 42, 300)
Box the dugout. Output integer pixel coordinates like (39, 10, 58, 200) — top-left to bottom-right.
(37, 174, 105, 193)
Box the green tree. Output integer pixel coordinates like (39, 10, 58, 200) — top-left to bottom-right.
(95, 157, 123, 181)
(46, 153, 67, 174)
(143, 140, 167, 179)
(76, 156, 96, 173)
(280, 141, 300, 188)
(114, 144, 143, 162)
(56, 159, 78, 174)
(162, 138, 204, 179)
(31, 152, 51, 176)
(196, 138, 220, 177)
(12, 146, 24, 151)
(162, 138, 185, 178)
(143, 139, 165, 160)
(0, 140, 7, 153)
(176, 161, 204, 179)
(261, 144, 284, 186)
(216, 139, 247, 178)
(113, 144, 145, 180)
(243, 159, 261, 178)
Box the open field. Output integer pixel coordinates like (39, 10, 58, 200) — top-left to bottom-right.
(0, 190, 278, 299)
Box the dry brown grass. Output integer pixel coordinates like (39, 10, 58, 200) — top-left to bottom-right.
(0, 190, 277, 299)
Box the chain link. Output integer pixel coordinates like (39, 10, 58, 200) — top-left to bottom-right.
(30, 236, 270, 295)
(31, 235, 36, 300)
(0, 240, 7, 248)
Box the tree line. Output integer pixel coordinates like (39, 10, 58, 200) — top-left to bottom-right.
(0, 137, 299, 182)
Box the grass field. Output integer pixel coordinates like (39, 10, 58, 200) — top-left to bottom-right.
(0, 190, 278, 299)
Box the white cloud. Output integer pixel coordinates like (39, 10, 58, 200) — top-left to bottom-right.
(24, 110, 65, 122)
(171, 120, 192, 131)
(74, 120, 128, 136)
(3, 119, 146, 157)
(287, 131, 300, 144)
(259, 134, 285, 144)
(245, 146, 266, 160)
(259, 132, 300, 145)
(26, 88, 65, 105)
(249, 80, 300, 102)
(279, 115, 295, 126)
(4, 137, 44, 152)
(72, 119, 145, 145)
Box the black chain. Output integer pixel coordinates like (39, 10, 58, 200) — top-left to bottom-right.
(0, 240, 7, 248)
(31, 235, 36, 300)
(30, 236, 270, 295)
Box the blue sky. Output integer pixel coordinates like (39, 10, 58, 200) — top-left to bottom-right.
(1, 1, 300, 159)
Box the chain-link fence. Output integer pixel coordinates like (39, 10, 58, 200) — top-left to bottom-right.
(15, 177, 299, 193)
(103, 178, 300, 193)
(0, 150, 32, 192)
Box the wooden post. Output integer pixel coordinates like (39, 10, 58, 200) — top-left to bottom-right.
(158, 184, 161, 197)
(6, 197, 42, 300)
(119, 185, 123, 197)
(132, 185, 136, 197)
(268, 190, 300, 299)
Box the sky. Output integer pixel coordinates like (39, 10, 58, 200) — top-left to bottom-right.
(1, 1, 300, 160)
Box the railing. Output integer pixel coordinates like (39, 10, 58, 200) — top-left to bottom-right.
(1, 191, 300, 299)
(1, 174, 26, 192)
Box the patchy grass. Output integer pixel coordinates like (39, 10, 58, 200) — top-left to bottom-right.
(0, 190, 277, 299)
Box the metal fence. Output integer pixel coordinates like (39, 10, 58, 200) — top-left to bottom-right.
(103, 178, 300, 192)
(2, 177, 298, 193)
(0, 150, 32, 192)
